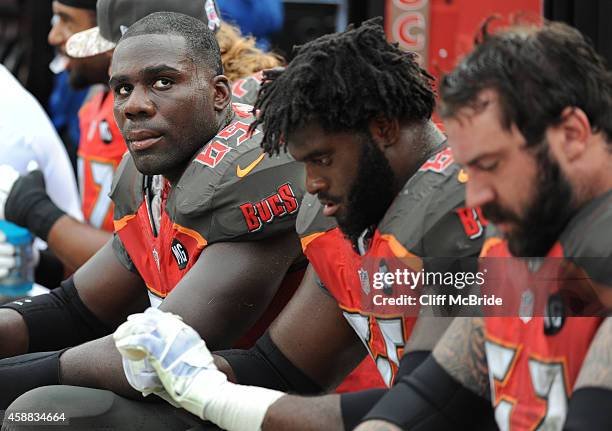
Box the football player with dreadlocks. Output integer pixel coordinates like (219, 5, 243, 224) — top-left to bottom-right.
(100, 18, 493, 431)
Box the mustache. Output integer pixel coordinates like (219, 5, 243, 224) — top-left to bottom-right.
(316, 192, 342, 205)
(481, 202, 522, 225)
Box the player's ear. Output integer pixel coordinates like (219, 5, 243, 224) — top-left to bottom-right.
(212, 74, 231, 111)
(368, 115, 400, 151)
(547, 107, 590, 163)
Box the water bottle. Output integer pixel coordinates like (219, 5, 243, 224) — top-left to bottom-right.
(0, 220, 34, 298)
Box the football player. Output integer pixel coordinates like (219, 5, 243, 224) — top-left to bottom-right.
(0, 12, 304, 426)
(356, 22, 612, 430)
(101, 19, 493, 431)
(0, 0, 281, 284)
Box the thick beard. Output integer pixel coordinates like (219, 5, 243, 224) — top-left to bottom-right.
(337, 135, 397, 245)
(483, 147, 576, 256)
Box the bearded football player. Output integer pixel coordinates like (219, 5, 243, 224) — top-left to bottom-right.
(356, 22, 612, 431)
(0, 12, 305, 429)
(61, 19, 494, 431)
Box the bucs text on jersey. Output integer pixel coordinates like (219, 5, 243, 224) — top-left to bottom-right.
(297, 145, 486, 390)
(481, 190, 612, 430)
(110, 103, 305, 347)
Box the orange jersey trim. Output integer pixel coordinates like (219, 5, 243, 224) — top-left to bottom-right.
(113, 214, 136, 231)
(172, 223, 208, 248)
(481, 237, 504, 257)
(300, 231, 327, 251)
(145, 283, 167, 298)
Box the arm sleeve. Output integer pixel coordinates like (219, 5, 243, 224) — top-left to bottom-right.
(564, 387, 612, 430)
(362, 356, 497, 430)
(339, 351, 430, 430)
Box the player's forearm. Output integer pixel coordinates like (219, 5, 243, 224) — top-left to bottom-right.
(59, 335, 141, 399)
(0, 308, 28, 358)
(354, 420, 402, 431)
(47, 216, 112, 272)
(262, 394, 344, 431)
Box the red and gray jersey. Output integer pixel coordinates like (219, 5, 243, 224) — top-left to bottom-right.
(231, 71, 264, 106)
(298, 145, 486, 388)
(482, 190, 612, 430)
(77, 91, 126, 232)
(110, 103, 304, 308)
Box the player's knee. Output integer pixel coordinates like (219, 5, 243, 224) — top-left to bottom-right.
(3, 385, 115, 430)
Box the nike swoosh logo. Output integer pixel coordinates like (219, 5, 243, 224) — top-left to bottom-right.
(236, 153, 265, 178)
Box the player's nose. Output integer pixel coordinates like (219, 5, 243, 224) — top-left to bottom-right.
(123, 86, 156, 120)
(465, 177, 495, 210)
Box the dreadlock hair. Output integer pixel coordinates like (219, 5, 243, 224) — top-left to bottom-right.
(252, 17, 436, 155)
(216, 22, 284, 81)
(439, 19, 612, 148)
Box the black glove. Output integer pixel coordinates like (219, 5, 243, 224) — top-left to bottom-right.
(4, 170, 66, 241)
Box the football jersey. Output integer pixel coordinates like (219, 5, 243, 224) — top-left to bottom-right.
(77, 91, 126, 232)
(482, 190, 612, 430)
(110, 103, 305, 347)
(231, 71, 263, 106)
(297, 146, 486, 389)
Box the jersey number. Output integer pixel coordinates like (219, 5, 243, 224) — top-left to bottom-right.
(485, 340, 568, 430)
(78, 158, 114, 229)
(343, 312, 405, 386)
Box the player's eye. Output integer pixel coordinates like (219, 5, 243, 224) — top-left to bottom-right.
(475, 159, 498, 172)
(115, 84, 132, 97)
(314, 157, 332, 167)
(153, 78, 173, 90)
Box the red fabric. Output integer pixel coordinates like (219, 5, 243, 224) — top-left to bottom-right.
(78, 91, 126, 232)
(483, 240, 602, 429)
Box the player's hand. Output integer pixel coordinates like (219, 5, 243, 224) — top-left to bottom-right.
(0, 165, 20, 220)
(114, 307, 224, 417)
(0, 231, 16, 279)
(119, 348, 179, 407)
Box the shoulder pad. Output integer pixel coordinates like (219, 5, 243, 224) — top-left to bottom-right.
(562, 191, 612, 285)
(378, 147, 484, 257)
(167, 106, 305, 243)
(231, 72, 263, 106)
(109, 152, 144, 219)
(562, 190, 612, 257)
(296, 193, 338, 238)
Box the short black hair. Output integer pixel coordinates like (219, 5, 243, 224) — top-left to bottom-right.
(119, 11, 223, 76)
(253, 17, 436, 155)
(439, 20, 612, 147)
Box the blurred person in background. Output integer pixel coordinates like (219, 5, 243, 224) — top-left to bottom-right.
(217, 0, 283, 51)
(47, 0, 102, 171)
(0, 0, 283, 288)
(0, 62, 82, 294)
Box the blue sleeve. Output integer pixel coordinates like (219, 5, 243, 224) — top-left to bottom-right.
(217, 0, 284, 38)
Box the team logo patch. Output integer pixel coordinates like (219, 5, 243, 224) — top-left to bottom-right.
(544, 293, 565, 336)
(240, 183, 299, 232)
(99, 120, 113, 144)
(358, 268, 370, 295)
(171, 239, 189, 270)
(519, 289, 534, 323)
(152, 248, 160, 271)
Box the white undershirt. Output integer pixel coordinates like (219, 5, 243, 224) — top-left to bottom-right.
(0, 65, 83, 223)
(0, 65, 83, 295)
